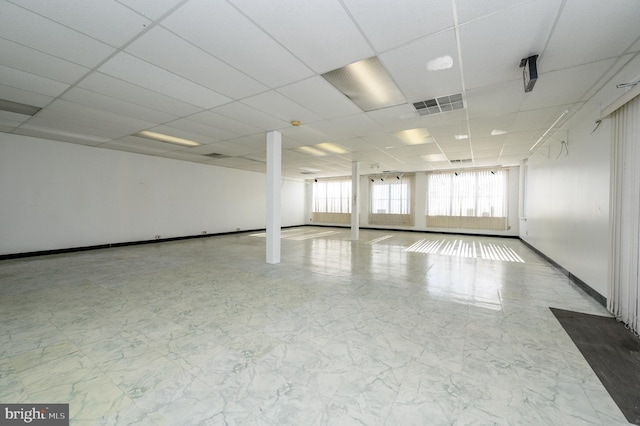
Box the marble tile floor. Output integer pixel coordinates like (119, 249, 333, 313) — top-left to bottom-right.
(0, 227, 630, 425)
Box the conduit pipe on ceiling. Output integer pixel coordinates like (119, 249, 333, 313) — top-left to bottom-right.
(529, 109, 569, 152)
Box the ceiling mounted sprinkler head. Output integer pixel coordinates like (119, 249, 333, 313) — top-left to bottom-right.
(291, 120, 301, 127)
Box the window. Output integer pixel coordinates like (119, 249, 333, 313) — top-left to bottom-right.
(426, 169, 508, 230)
(312, 178, 351, 224)
(369, 174, 414, 226)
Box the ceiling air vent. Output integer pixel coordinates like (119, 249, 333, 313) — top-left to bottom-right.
(413, 93, 464, 116)
(204, 152, 231, 159)
(450, 158, 473, 164)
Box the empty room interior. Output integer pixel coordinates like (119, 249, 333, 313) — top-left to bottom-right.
(1, 0, 640, 425)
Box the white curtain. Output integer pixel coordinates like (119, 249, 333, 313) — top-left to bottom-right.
(609, 94, 640, 336)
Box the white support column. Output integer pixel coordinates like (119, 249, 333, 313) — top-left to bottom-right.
(266, 131, 281, 264)
(351, 161, 360, 240)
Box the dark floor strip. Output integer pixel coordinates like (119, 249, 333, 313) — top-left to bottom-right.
(550, 307, 640, 425)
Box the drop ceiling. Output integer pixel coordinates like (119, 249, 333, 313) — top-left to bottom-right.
(1, 0, 639, 178)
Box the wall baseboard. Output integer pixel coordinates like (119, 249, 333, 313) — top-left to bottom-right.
(0, 227, 275, 260)
(519, 239, 607, 307)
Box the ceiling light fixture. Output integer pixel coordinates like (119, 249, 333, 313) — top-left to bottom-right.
(395, 128, 432, 145)
(491, 129, 507, 136)
(454, 134, 469, 140)
(0, 99, 41, 116)
(297, 146, 327, 156)
(134, 130, 201, 147)
(321, 57, 406, 112)
(315, 142, 350, 154)
(529, 109, 569, 152)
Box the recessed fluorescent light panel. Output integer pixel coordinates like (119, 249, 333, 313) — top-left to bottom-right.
(134, 130, 201, 147)
(395, 128, 433, 146)
(413, 93, 464, 116)
(297, 146, 327, 156)
(0, 99, 41, 116)
(491, 129, 507, 136)
(315, 142, 350, 154)
(454, 134, 469, 140)
(421, 153, 448, 162)
(322, 57, 406, 112)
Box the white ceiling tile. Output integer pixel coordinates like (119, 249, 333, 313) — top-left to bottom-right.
(241, 91, 321, 124)
(0, 84, 55, 107)
(0, 65, 69, 97)
(511, 107, 570, 133)
(14, 126, 110, 146)
(500, 144, 532, 156)
(381, 30, 462, 102)
(39, 99, 156, 134)
(162, 0, 313, 88)
(459, 0, 562, 90)
(126, 27, 267, 99)
(465, 81, 523, 119)
(0, 110, 30, 123)
(165, 118, 239, 141)
(473, 147, 502, 159)
(0, 2, 115, 67)
(117, 0, 184, 20)
(279, 126, 333, 146)
(277, 77, 362, 119)
(455, 0, 531, 24)
(521, 59, 615, 110)
(61, 87, 177, 124)
(17, 118, 122, 141)
(77, 73, 201, 117)
(230, 0, 373, 73)
(543, 0, 640, 71)
(344, 0, 454, 52)
(105, 136, 183, 153)
(98, 53, 231, 108)
(468, 114, 516, 137)
(0, 38, 89, 85)
(188, 111, 263, 137)
(211, 102, 290, 131)
(10, 0, 150, 46)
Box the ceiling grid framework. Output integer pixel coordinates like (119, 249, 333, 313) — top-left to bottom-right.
(0, 0, 639, 178)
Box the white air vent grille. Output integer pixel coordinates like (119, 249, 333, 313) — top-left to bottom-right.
(450, 158, 473, 164)
(413, 93, 464, 116)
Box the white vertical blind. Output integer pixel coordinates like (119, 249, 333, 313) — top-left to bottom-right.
(426, 169, 508, 230)
(312, 177, 352, 224)
(609, 94, 640, 336)
(369, 174, 414, 226)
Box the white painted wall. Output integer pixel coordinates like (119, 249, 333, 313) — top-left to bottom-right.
(307, 166, 520, 237)
(0, 133, 306, 255)
(522, 103, 610, 297)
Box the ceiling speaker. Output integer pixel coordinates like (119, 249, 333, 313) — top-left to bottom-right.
(519, 55, 538, 93)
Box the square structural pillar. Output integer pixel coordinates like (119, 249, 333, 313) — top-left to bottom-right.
(266, 131, 281, 264)
(351, 161, 360, 240)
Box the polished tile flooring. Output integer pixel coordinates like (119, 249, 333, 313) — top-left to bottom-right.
(0, 227, 630, 425)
